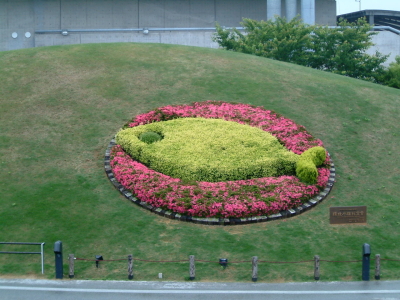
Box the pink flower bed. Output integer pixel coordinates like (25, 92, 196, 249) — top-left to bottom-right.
(110, 101, 331, 218)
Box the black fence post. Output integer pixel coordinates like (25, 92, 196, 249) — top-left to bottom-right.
(362, 243, 371, 281)
(54, 241, 63, 279)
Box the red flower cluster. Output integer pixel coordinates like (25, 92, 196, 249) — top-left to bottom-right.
(111, 101, 330, 218)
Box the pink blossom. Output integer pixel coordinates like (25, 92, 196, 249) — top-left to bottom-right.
(112, 101, 331, 218)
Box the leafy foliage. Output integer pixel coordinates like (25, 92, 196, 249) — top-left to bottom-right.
(310, 18, 388, 81)
(299, 146, 326, 166)
(213, 17, 313, 65)
(117, 117, 299, 182)
(295, 146, 326, 184)
(296, 159, 318, 184)
(380, 56, 400, 89)
(213, 17, 388, 82)
(116, 123, 164, 158)
(139, 131, 163, 144)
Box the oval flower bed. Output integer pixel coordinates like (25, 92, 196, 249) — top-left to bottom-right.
(109, 101, 332, 219)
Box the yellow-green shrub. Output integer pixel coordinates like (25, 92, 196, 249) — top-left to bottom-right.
(295, 146, 326, 183)
(116, 118, 299, 182)
(300, 146, 326, 165)
(296, 159, 319, 184)
(115, 123, 164, 158)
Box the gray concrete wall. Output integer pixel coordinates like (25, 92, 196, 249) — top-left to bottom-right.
(1, 0, 337, 53)
(34, 31, 219, 48)
(0, 0, 35, 50)
(216, 0, 266, 27)
(316, 0, 336, 25)
(33, 0, 267, 30)
(35, 0, 61, 30)
(368, 31, 400, 67)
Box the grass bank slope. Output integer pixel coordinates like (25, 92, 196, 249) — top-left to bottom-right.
(0, 43, 399, 282)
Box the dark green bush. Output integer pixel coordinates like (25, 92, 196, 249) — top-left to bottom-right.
(139, 131, 163, 144)
(381, 56, 400, 89)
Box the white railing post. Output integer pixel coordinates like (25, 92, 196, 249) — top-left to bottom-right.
(41, 242, 45, 274)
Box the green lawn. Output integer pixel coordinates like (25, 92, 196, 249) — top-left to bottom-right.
(0, 43, 399, 282)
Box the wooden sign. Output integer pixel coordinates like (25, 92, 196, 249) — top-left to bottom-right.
(330, 206, 367, 224)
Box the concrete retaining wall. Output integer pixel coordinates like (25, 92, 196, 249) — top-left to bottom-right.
(34, 30, 219, 49)
(315, 0, 336, 25)
(2, 0, 398, 66)
(0, 0, 35, 50)
(1, 0, 336, 52)
(369, 31, 400, 67)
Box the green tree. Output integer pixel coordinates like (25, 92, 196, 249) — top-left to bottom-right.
(381, 56, 400, 89)
(309, 18, 388, 81)
(213, 17, 388, 82)
(213, 17, 314, 65)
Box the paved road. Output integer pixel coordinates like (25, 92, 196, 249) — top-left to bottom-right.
(1, 279, 400, 300)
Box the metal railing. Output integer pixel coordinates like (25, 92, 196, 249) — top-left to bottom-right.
(0, 242, 45, 274)
(34, 27, 244, 35)
(35, 25, 399, 35)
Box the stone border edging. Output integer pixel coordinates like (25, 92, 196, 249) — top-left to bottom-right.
(105, 138, 335, 225)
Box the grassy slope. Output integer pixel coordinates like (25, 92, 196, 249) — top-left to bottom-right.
(0, 43, 399, 282)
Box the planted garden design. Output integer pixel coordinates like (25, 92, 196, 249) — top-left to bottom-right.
(106, 101, 335, 223)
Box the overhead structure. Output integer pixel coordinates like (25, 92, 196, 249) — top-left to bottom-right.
(338, 10, 400, 67)
(338, 10, 400, 32)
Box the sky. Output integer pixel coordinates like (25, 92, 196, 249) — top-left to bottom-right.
(336, 0, 400, 15)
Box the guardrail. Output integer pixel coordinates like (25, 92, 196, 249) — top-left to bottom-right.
(0, 242, 45, 274)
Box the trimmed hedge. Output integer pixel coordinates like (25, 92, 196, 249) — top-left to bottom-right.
(139, 131, 163, 144)
(295, 146, 326, 184)
(116, 117, 299, 182)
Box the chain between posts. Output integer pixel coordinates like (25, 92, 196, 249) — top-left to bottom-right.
(66, 254, 400, 281)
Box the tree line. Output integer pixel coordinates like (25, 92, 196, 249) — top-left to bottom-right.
(213, 17, 400, 88)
